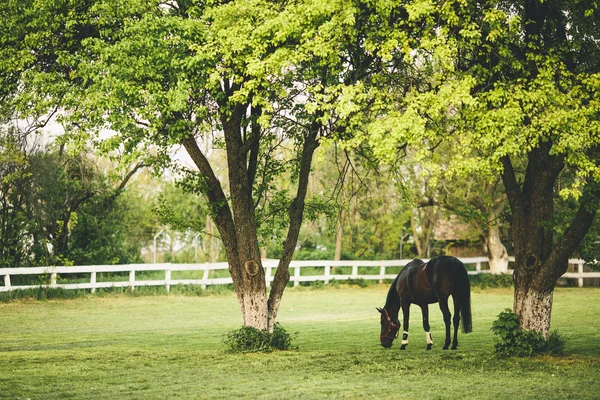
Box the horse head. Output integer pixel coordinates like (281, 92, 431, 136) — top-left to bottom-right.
(377, 307, 399, 348)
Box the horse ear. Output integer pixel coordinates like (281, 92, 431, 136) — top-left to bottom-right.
(376, 307, 383, 313)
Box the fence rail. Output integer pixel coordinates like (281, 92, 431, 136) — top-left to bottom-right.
(1, 257, 598, 293)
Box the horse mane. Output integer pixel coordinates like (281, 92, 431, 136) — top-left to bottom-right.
(384, 274, 401, 309)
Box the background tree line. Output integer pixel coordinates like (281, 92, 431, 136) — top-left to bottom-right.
(2, 125, 489, 268)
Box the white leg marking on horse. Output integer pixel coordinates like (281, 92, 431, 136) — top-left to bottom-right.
(401, 331, 409, 345)
(426, 331, 433, 345)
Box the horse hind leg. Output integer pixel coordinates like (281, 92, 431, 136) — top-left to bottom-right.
(438, 296, 452, 350)
(451, 295, 460, 350)
(420, 304, 433, 350)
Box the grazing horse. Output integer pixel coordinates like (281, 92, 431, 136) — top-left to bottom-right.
(377, 256, 472, 350)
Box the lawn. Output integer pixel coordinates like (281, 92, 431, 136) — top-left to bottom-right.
(1, 285, 599, 399)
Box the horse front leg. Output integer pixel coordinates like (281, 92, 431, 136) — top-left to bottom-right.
(438, 297, 452, 350)
(400, 302, 410, 350)
(420, 304, 433, 350)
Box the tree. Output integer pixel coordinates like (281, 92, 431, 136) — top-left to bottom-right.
(1, 0, 153, 267)
(68, 0, 374, 330)
(451, 0, 600, 336)
(5, 0, 426, 330)
(454, 175, 509, 274)
(324, 0, 598, 337)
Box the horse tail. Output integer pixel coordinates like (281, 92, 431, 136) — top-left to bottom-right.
(454, 259, 472, 334)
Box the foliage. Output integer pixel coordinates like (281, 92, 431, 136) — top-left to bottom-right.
(491, 309, 566, 357)
(223, 323, 297, 353)
(67, 191, 150, 265)
(154, 177, 208, 234)
(0, 125, 154, 268)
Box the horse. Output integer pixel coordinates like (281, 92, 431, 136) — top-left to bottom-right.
(377, 255, 472, 350)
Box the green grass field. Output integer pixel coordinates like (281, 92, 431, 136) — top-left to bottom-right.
(1, 286, 599, 399)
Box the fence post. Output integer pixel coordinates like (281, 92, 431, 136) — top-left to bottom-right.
(324, 264, 331, 285)
(265, 265, 272, 288)
(476, 262, 481, 273)
(294, 265, 300, 287)
(129, 270, 135, 292)
(352, 264, 358, 279)
(578, 262, 584, 288)
(202, 267, 209, 290)
(379, 265, 386, 284)
(50, 272, 57, 287)
(165, 269, 171, 293)
(90, 271, 97, 294)
(4, 274, 11, 289)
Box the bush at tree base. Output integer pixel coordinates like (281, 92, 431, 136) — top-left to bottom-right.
(491, 309, 565, 356)
(223, 323, 298, 353)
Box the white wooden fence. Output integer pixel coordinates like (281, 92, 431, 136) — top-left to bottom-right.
(0, 257, 598, 293)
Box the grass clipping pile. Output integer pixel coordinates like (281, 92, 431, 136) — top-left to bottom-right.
(223, 323, 298, 353)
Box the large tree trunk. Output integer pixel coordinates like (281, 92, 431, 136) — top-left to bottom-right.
(485, 222, 508, 274)
(501, 144, 596, 338)
(221, 105, 268, 330)
(513, 273, 554, 336)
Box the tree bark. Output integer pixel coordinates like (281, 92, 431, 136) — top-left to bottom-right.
(513, 274, 554, 337)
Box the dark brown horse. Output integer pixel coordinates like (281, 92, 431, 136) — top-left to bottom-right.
(377, 256, 472, 350)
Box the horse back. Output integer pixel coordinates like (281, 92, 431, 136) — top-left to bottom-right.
(397, 256, 466, 305)
(396, 259, 437, 305)
(429, 255, 466, 297)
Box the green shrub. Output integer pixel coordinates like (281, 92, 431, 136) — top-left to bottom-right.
(491, 309, 566, 356)
(545, 330, 567, 356)
(223, 323, 298, 353)
(470, 273, 513, 288)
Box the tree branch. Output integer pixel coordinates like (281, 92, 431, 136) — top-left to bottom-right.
(246, 105, 261, 195)
(182, 135, 238, 254)
(547, 187, 599, 280)
(267, 118, 320, 325)
(113, 161, 150, 198)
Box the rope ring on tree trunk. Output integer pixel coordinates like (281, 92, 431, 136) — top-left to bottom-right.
(244, 260, 259, 276)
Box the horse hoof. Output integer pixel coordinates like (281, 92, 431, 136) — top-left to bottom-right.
(442, 345, 449, 350)
(451, 345, 458, 350)
(400, 344, 407, 350)
(426, 344, 432, 351)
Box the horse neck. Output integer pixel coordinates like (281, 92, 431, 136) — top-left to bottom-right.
(384, 276, 401, 317)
